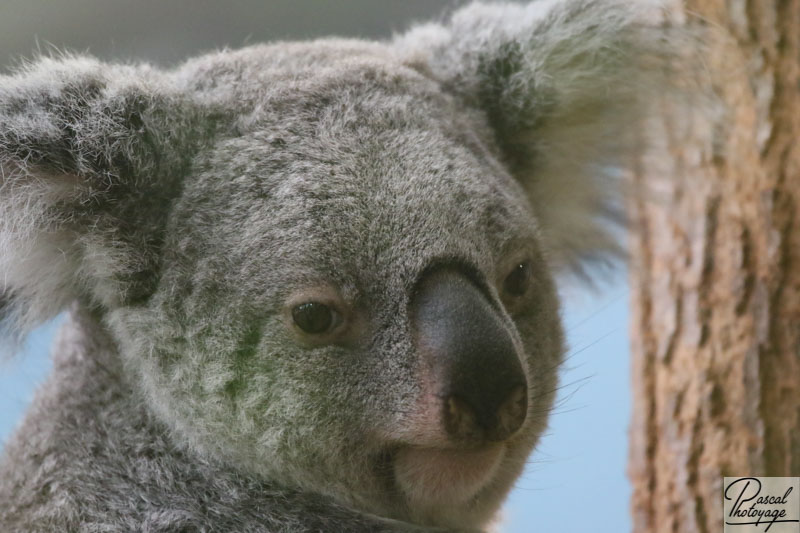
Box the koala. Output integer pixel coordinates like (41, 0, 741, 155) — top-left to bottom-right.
(0, 1, 689, 531)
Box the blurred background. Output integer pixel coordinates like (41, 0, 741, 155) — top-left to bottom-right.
(0, 2, 633, 531)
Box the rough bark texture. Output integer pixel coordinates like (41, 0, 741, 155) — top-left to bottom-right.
(628, 1, 800, 532)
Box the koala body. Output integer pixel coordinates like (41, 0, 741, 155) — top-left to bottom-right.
(0, 1, 685, 531)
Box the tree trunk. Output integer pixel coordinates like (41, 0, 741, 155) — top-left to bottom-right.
(628, 1, 800, 532)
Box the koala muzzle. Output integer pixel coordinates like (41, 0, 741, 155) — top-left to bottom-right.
(411, 269, 528, 443)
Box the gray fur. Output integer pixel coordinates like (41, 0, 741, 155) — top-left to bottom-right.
(0, 1, 692, 531)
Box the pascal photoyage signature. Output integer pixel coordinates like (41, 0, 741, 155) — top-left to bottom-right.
(725, 478, 799, 531)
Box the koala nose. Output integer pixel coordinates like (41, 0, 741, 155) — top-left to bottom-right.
(410, 268, 528, 443)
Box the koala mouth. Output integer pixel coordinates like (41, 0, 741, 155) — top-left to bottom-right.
(392, 443, 506, 507)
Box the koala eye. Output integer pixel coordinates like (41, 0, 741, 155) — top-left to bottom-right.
(292, 302, 336, 334)
(503, 261, 532, 298)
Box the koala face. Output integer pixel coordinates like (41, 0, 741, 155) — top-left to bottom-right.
(107, 48, 563, 526)
(1, 1, 686, 530)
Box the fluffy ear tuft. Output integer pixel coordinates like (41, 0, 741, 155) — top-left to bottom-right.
(0, 54, 215, 343)
(397, 0, 708, 277)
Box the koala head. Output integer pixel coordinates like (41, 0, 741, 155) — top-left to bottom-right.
(0, 1, 688, 529)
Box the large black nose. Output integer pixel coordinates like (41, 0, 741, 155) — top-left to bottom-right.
(410, 268, 528, 442)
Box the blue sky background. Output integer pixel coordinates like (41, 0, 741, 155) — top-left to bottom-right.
(0, 2, 634, 530)
(0, 279, 632, 533)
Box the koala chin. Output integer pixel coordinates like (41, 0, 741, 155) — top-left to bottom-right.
(0, 1, 694, 531)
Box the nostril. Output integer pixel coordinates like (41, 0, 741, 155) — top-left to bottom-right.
(491, 384, 527, 441)
(443, 384, 528, 443)
(443, 395, 482, 442)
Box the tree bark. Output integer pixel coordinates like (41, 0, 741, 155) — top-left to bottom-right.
(628, 1, 800, 532)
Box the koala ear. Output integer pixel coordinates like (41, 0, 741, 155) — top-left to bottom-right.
(0, 55, 213, 340)
(397, 0, 697, 275)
